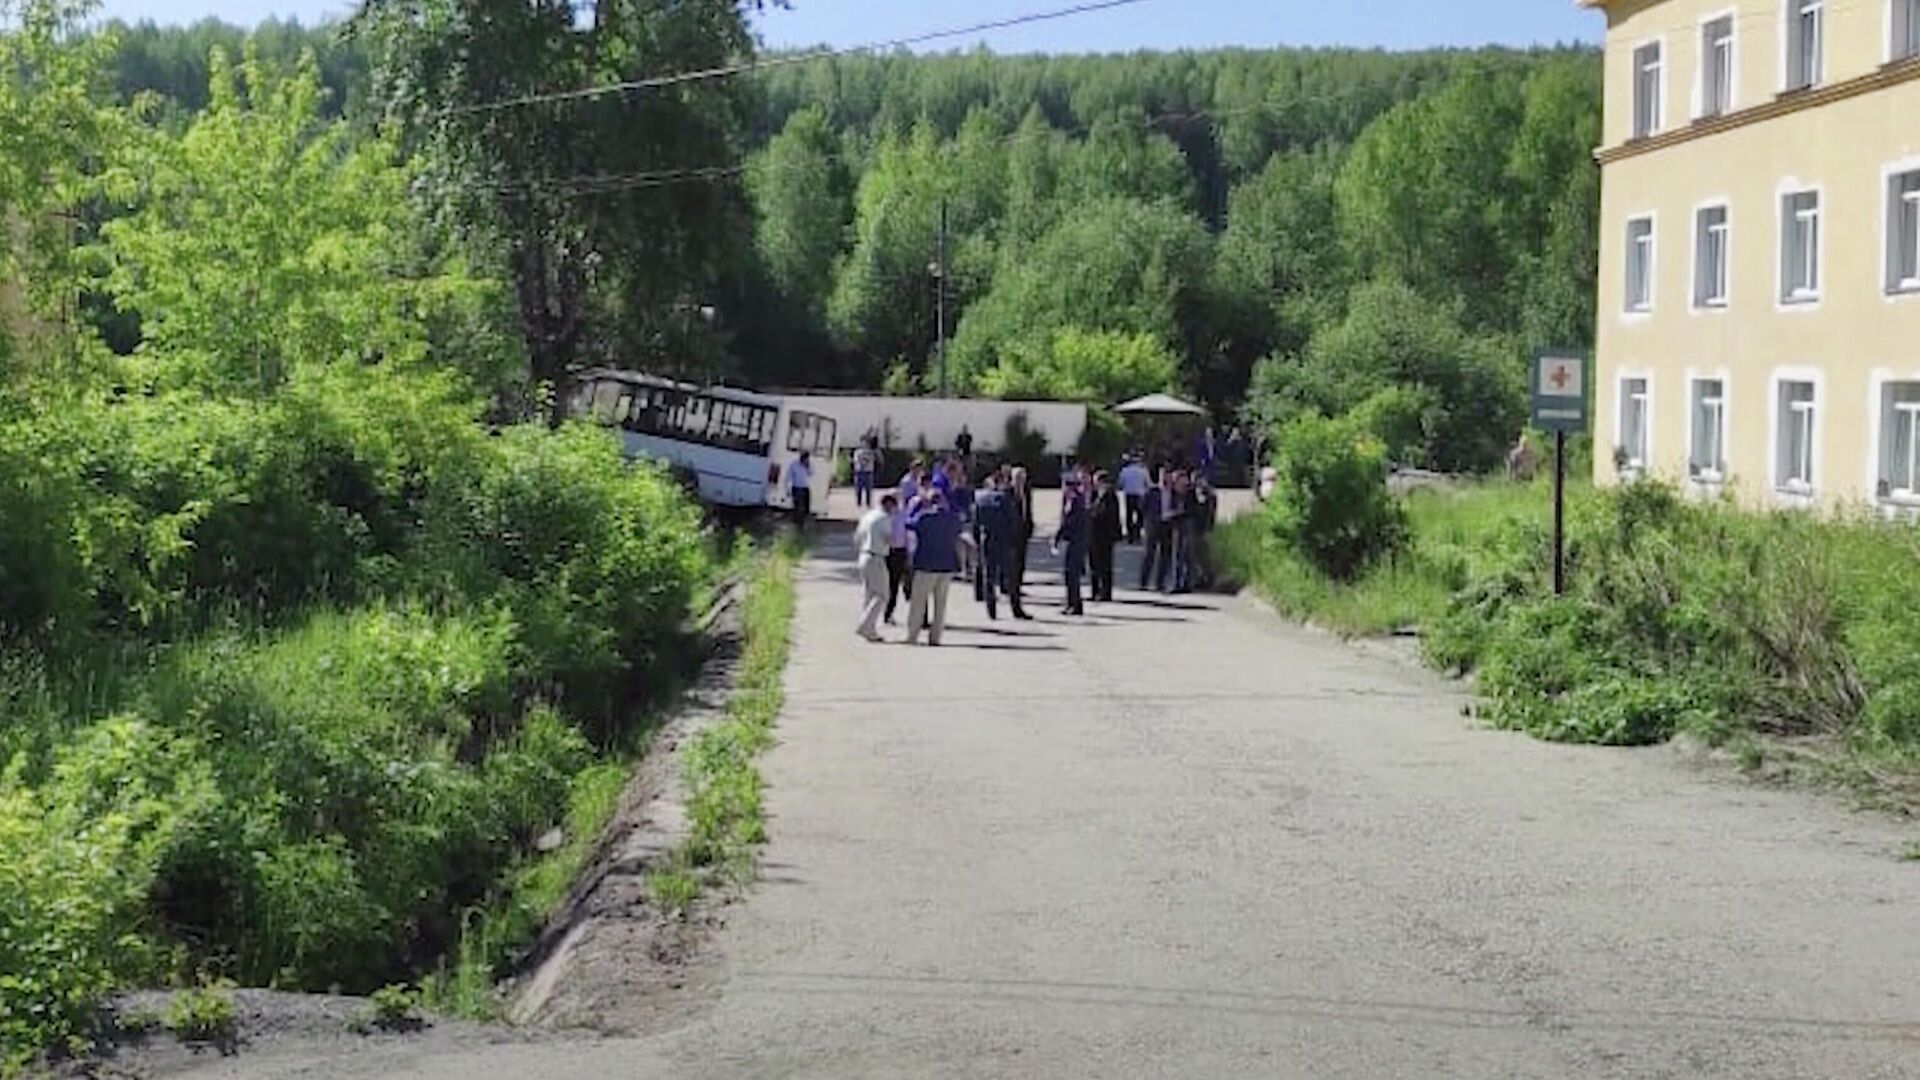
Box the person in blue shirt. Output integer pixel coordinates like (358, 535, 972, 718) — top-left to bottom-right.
(945, 461, 975, 582)
(906, 491, 966, 646)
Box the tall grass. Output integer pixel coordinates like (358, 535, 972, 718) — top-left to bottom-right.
(1218, 480, 1551, 636)
(420, 537, 800, 1019)
(1221, 479, 1920, 778)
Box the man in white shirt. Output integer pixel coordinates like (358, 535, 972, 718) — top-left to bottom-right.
(854, 494, 896, 641)
(1117, 455, 1150, 545)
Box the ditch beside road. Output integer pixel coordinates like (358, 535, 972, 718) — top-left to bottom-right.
(162, 489, 1920, 1080)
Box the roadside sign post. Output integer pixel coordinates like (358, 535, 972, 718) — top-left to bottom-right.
(1530, 352, 1588, 597)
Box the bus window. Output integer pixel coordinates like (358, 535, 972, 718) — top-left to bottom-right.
(590, 381, 622, 424)
(788, 411, 834, 458)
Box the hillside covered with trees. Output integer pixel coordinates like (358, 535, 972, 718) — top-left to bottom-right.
(95, 20, 1601, 472)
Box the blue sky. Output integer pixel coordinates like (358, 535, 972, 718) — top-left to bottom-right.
(96, 0, 1602, 51)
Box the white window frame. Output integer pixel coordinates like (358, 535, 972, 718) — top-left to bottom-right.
(1783, 0, 1825, 91)
(1696, 9, 1739, 118)
(1616, 371, 1654, 475)
(1768, 368, 1822, 503)
(1685, 368, 1732, 486)
(1624, 213, 1657, 315)
(1691, 198, 1732, 311)
(1890, 0, 1920, 63)
(1776, 181, 1823, 309)
(1631, 36, 1667, 138)
(1869, 371, 1920, 505)
(1883, 156, 1920, 298)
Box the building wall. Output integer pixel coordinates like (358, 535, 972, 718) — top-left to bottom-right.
(1601, 0, 1906, 149)
(775, 395, 1090, 458)
(1593, 0, 1920, 507)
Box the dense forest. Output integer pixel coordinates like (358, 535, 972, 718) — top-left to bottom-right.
(94, 17, 1603, 471)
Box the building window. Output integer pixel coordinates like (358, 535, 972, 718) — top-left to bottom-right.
(1633, 41, 1664, 137)
(1897, 0, 1920, 61)
(1888, 169, 1920, 293)
(1695, 205, 1729, 307)
(1787, 0, 1824, 90)
(1776, 379, 1817, 492)
(1780, 190, 1821, 302)
(1702, 15, 1735, 115)
(1690, 379, 1727, 481)
(1619, 376, 1650, 471)
(1626, 217, 1655, 312)
(1882, 382, 1920, 500)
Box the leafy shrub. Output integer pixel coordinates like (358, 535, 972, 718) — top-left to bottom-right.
(420, 423, 709, 729)
(0, 368, 480, 648)
(0, 719, 216, 1070)
(1246, 279, 1525, 474)
(165, 982, 236, 1045)
(138, 605, 562, 989)
(1346, 384, 1438, 467)
(1263, 412, 1407, 581)
(355, 984, 424, 1034)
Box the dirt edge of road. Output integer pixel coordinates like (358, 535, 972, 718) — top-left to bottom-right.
(499, 572, 752, 1034)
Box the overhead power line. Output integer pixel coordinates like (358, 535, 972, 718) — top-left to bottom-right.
(481, 86, 1394, 202)
(445, 0, 1162, 117)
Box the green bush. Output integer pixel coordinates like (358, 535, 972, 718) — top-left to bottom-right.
(1246, 279, 1525, 474)
(419, 423, 710, 731)
(129, 605, 604, 990)
(165, 982, 236, 1045)
(0, 718, 216, 1070)
(0, 368, 481, 648)
(1263, 412, 1407, 581)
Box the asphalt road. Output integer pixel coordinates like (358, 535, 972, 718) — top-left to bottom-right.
(178, 490, 1920, 1080)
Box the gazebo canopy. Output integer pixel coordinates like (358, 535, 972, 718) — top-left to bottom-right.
(1114, 393, 1206, 417)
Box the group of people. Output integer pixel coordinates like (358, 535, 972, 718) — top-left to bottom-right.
(1116, 456, 1220, 595)
(853, 451, 1219, 646)
(854, 456, 1036, 646)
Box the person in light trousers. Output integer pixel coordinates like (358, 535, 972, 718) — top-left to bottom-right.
(906, 491, 966, 647)
(854, 494, 897, 641)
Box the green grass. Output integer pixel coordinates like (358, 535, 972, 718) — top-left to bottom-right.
(646, 866, 700, 915)
(419, 540, 800, 1018)
(675, 540, 798, 884)
(420, 760, 629, 1019)
(1219, 479, 1553, 637)
(1221, 477, 1920, 814)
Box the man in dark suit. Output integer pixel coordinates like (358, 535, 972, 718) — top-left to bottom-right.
(972, 470, 1017, 620)
(1006, 467, 1034, 620)
(1055, 473, 1091, 616)
(1138, 468, 1183, 593)
(1089, 470, 1122, 603)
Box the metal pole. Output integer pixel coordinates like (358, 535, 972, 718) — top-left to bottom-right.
(1553, 429, 1567, 596)
(936, 199, 948, 399)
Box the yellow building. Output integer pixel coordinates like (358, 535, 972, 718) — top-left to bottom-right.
(1586, 0, 1920, 509)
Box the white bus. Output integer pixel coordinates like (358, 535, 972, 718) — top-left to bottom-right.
(573, 370, 838, 510)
